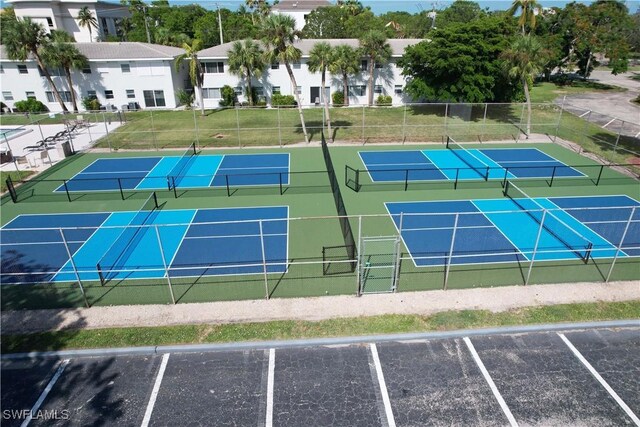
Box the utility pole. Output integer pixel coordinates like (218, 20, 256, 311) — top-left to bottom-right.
(217, 3, 224, 44)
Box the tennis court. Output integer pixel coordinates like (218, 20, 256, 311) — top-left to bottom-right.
(0, 199, 289, 285)
(385, 193, 639, 267)
(56, 149, 290, 192)
(360, 146, 585, 182)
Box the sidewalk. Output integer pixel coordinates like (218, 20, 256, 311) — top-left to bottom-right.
(2, 280, 638, 334)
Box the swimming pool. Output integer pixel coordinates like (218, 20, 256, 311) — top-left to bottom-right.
(0, 127, 32, 141)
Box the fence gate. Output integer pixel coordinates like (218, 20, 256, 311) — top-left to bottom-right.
(358, 235, 401, 294)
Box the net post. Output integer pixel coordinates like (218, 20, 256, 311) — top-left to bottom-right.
(454, 168, 459, 190)
(502, 168, 509, 188)
(549, 166, 557, 187)
(279, 172, 283, 195)
(63, 180, 71, 202)
(225, 174, 230, 196)
(59, 228, 90, 308)
(525, 210, 546, 286)
(152, 191, 158, 209)
(595, 165, 604, 186)
(117, 178, 124, 200)
(6, 176, 17, 203)
(172, 177, 178, 198)
(154, 225, 176, 304)
(606, 206, 635, 282)
(356, 215, 363, 296)
(355, 169, 360, 192)
(444, 213, 459, 290)
(258, 220, 270, 300)
(404, 169, 409, 191)
(485, 166, 490, 181)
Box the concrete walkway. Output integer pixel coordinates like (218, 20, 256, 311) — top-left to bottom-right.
(2, 280, 638, 334)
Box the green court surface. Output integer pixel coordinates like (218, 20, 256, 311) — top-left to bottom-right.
(1, 141, 638, 310)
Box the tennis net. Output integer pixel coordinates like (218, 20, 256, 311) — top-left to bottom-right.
(503, 181, 592, 261)
(167, 142, 197, 190)
(96, 192, 159, 285)
(446, 135, 490, 180)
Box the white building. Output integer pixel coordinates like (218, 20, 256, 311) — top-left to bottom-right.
(8, 0, 129, 42)
(272, 0, 332, 30)
(197, 38, 420, 108)
(0, 42, 188, 112)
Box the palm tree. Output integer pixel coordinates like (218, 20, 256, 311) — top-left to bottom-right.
(175, 39, 205, 116)
(261, 14, 309, 143)
(308, 42, 333, 140)
(501, 35, 548, 138)
(42, 39, 88, 113)
(77, 6, 98, 42)
(507, 0, 542, 35)
(329, 45, 360, 107)
(228, 39, 265, 106)
(3, 17, 69, 112)
(359, 30, 392, 106)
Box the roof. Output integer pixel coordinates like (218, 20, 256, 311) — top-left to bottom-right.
(197, 38, 423, 59)
(272, 0, 332, 11)
(0, 42, 184, 61)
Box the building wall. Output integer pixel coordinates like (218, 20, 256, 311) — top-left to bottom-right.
(0, 58, 186, 112)
(199, 57, 411, 108)
(272, 10, 309, 31)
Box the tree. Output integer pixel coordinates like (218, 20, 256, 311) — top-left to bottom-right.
(329, 45, 360, 107)
(261, 14, 309, 143)
(435, 1, 486, 29)
(41, 39, 88, 112)
(48, 29, 75, 42)
(508, 0, 542, 35)
(228, 39, 265, 106)
(302, 5, 378, 39)
(175, 39, 205, 115)
(246, 0, 277, 24)
(308, 42, 334, 139)
(359, 30, 392, 106)
(3, 17, 69, 112)
(77, 6, 98, 41)
(501, 35, 548, 138)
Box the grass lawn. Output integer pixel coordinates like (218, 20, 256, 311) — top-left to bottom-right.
(0, 170, 34, 193)
(529, 81, 625, 103)
(2, 300, 638, 353)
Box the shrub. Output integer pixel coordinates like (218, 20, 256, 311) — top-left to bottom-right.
(176, 89, 194, 109)
(271, 94, 296, 107)
(376, 95, 392, 106)
(332, 91, 344, 107)
(219, 85, 237, 107)
(82, 96, 101, 111)
(14, 98, 47, 113)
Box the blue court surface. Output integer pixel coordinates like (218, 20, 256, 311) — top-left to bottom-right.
(360, 148, 585, 182)
(0, 206, 288, 284)
(56, 153, 290, 192)
(386, 195, 640, 267)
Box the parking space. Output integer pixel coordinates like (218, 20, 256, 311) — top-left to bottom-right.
(2, 327, 638, 426)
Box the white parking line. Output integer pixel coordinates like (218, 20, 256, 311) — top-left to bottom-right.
(141, 353, 170, 427)
(558, 333, 640, 426)
(21, 359, 69, 427)
(603, 118, 616, 128)
(370, 343, 396, 427)
(265, 348, 275, 427)
(463, 337, 518, 427)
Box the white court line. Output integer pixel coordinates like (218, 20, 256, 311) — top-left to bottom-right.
(141, 353, 170, 427)
(558, 333, 640, 426)
(579, 110, 591, 118)
(370, 343, 396, 427)
(21, 359, 69, 427)
(463, 337, 518, 427)
(265, 348, 275, 427)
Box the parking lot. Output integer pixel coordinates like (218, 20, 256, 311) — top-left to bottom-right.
(2, 326, 639, 426)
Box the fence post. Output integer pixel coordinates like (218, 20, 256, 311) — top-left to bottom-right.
(444, 103, 449, 137)
(361, 105, 366, 145)
(443, 213, 459, 290)
(259, 220, 270, 299)
(192, 108, 200, 148)
(155, 225, 176, 304)
(277, 106, 282, 148)
(517, 103, 525, 141)
(356, 215, 363, 296)
(402, 104, 407, 144)
(103, 112, 112, 151)
(59, 228, 90, 308)
(482, 103, 488, 142)
(150, 110, 158, 150)
(581, 111, 591, 153)
(36, 120, 54, 164)
(613, 121, 624, 157)
(236, 107, 242, 148)
(3, 134, 20, 172)
(525, 210, 546, 285)
(605, 206, 635, 282)
(554, 96, 566, 143)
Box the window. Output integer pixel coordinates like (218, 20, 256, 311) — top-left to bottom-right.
(120, 63, 130, 73)
(234, 87, 242, 95)
(86, 90, 97, 98)
(0, 65, 4, 74)
(293, 61, 301, 69)
(361, 60, 367, 71)
(46, 91, 72, 102)
(104, 90, 114, 99)
(101, 17, 109, 35)
(349, 85, 366, 96)
(271, 62, 279, 70)
(272, 86, 281, 95)
(374, 62, 384, 69)
(202, 88, 221, 99)
(126, 89, 135, 99)
(39, 66, 64, 76)
(203, 62, 224, 73)
(82, 65, 92, 74)
(374, 85, 383, 94)
(17, 64, 28, 74)
(25, 91, 36, 100)
(143, 90, 166, 107)
(254, 87, 264, 97)
(394, 85, 403, 94)
(2, 91, 13, 101)
(295, 86, 302, 95)
(46, 17, 54, 28)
